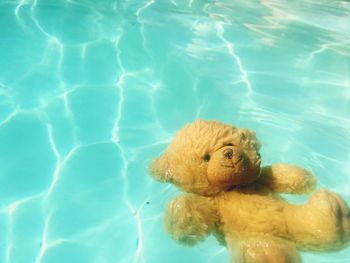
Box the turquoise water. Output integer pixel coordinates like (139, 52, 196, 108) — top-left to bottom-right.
(0, 0, 349, 262)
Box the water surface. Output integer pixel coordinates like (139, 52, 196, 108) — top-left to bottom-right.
(0, 0, 350, 262)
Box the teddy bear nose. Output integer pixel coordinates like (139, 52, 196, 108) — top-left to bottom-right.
(223, 148, 233, 159)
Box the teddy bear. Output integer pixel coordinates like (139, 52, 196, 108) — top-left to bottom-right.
(149, 119, 350, 263)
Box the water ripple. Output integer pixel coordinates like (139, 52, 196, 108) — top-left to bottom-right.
(0, 0, 349, 262)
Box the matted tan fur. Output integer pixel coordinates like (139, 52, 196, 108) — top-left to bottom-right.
(150, 119, 350, 263)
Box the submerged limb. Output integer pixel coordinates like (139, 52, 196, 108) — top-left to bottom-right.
(285, 189, 350, 250)
(164, 194, 217, 245)
(227, 233, 301, 263)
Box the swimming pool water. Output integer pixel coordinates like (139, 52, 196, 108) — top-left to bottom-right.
(0, 0, 349, 262)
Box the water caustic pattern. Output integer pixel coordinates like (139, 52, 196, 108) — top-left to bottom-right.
(0, 0, 349, 262)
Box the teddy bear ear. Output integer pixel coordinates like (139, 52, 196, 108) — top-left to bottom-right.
(239, 129, 261, 151)
(149, 154, 173, 182)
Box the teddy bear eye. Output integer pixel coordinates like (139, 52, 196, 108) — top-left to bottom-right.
(203, 154, 211, 162)
(226, 143, 234, 146)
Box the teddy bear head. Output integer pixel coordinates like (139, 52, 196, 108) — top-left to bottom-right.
(150, 119, 262, 196)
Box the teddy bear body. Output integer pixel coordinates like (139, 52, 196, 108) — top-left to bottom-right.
(150, 120, 350, 263)
(215, 185, 348, 250)
(216, 188, 288, 238)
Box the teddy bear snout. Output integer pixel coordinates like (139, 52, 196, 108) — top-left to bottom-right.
(223, 148, 233, 159)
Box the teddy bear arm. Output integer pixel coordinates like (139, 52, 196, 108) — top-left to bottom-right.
(259, 164, 316, 194)
(164, 194, 217, 246)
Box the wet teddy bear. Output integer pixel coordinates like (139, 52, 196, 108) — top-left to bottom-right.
(150, 119, 350, 263)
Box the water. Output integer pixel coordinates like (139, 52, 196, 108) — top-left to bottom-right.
(0, 0, 349, 262)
